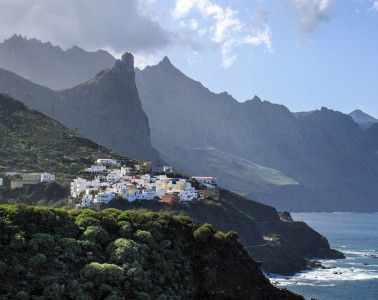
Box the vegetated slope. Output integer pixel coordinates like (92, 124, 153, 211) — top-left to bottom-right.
(0, 34, 115, 90)
(135, 57, 378, 212)
(0, 204, 302, 299)
(0, 53, 160, 162)
(349, 109, 378, 129)
(106, 189, 344, 275)
(0, 93, 133, 178)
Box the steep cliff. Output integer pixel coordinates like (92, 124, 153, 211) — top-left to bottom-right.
(0, 53, 160, 162)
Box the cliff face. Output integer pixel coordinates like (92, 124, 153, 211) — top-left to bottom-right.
(0, 34, 115, 90)
(136, 58, 378, 212)
(0, 53, 160, 162)
(106, 190, 344, 276)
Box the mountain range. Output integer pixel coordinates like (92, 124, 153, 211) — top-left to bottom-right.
(135, 58, 378, 212)
(0, 35, 377, 212)
(0, 34, 115, 89)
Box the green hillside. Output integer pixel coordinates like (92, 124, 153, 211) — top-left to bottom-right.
(0, 93, 133, 178)
(0, 204, 302, 299)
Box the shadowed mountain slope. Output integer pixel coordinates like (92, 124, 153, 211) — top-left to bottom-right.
(136, 57, 378, 212)
(0, 53, 160, 163)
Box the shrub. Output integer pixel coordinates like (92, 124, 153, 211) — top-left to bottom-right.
(226, 231, 240, 241)
(43, 283, 65, 299)
(28, 253, 47, 269)
(135, 230, 156, 248)
(9, 233, 26, 250)
(15, 291, 30, 300)
(0, 260, 7, 276)
(81, 262, 125, 285)
(106, 238, 148, 264)
(82, 225, 111, 245)
(193, 223, 216, 242)
(118, 221, 133, 239)
(29, 233, 55, 252)
(66, 280, 83, 299)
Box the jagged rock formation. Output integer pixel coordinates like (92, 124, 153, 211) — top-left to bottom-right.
(135, 57, 378, 212)
(0, 53, 160, 162)
(0, 34, 115, 89)
(349, 109, 378, 129)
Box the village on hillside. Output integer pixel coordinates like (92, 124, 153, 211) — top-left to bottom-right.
(70, 159, 220, 208)
(0, 158, 220, 207)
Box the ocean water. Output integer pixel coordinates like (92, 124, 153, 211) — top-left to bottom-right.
(268, 212, 378, 300)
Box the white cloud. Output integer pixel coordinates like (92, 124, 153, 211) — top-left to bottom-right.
(172, 0, 272, 68)
(372, 1, 378, 11)
(288, 0, 332, 34)
(0, 0, 172, 54)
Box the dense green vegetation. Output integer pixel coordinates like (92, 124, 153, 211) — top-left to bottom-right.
(0, 204, 301, 299)
(0, 93, 134, 179)
(105, 189, 344, 275)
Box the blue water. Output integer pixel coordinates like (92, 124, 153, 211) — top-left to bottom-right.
(268, 213, 378, 300)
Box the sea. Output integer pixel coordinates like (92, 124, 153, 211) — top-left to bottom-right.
(268, 212, 378, 300)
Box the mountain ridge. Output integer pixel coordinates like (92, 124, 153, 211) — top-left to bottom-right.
(136, 57, 378, 212)
(0, 34, 116, 90)
(0, 53, 161, 163)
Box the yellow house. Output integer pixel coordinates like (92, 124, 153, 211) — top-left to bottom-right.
(167, 179, 186, 191)
(134, 162, 152, 173)
(201, 189, 220, 200)
(22, 173, 42, 185)
(11, 179, 24, 189)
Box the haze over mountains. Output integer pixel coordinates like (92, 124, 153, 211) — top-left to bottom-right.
(0, 36, 377, 212)
(0, 35, 115, 89)
(349, 109, 378, 130)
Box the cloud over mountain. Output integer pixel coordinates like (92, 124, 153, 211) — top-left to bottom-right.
(0, 0, 172, 54)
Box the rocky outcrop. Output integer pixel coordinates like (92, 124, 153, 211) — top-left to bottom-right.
(0, 53, 161, 162)
(0, 34, 115, 89)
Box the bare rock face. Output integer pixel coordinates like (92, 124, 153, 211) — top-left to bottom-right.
(0, 52, 161, 162)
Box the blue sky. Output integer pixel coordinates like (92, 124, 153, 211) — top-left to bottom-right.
(0, 0, 377, 116)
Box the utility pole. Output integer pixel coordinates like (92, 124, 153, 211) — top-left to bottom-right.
(52, 101, 55, 119)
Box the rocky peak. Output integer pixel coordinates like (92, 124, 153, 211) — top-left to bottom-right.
(112, 52, 134, 74)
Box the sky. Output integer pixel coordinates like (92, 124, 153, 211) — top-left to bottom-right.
(0, 0, 377, 117)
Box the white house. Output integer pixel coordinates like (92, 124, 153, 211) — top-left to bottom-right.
(85, 165, 107, 173)
(82, 194, 92, 207)
(191, 176, 217, 185)
(40, 172, 55, 183)
(94, 192, 115, 204)
(96, 159, 121, 167)
(121, 166, 133, 175)
(179, 190, 198, 201)
(70, 178, 87, 197)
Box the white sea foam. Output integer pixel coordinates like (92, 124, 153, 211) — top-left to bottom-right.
(269, 266, 378, 287)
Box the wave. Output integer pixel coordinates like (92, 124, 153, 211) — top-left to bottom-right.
(268, 267, 378, 287)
